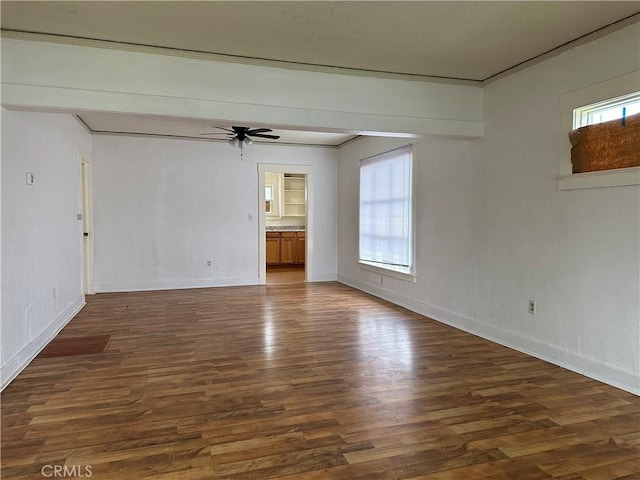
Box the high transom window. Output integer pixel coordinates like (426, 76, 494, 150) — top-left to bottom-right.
(573, 92, 640, 128)
(569, 92, 640, 174)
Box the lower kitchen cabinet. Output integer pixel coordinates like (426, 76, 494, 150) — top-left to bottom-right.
(265, 231, 305, 266)
(296, 231, 305, 264)
(281, 232, 297, 264)
(266, 232, 281, 265)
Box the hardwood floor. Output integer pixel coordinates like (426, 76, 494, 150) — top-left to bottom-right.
(1, 282, 638, 479)
(267, 267, 306, 285)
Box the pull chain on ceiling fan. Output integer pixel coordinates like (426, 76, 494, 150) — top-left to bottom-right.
(199, 126, 280, 160)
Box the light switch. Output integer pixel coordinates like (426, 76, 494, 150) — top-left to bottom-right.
(26, 172, 35, 185)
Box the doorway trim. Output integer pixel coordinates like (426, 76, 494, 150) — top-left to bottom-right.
(80, 158, 95, 295)
(257, 163, 313, 285)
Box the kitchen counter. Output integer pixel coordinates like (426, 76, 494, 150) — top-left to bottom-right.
(266, 226, 305, 232)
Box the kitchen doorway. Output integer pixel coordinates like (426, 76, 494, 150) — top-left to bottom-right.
(258, 164, 313, 285)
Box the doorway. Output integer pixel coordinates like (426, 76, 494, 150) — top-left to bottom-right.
(258, 164, 313, 285)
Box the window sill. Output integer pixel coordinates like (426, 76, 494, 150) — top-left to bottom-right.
(359, 261, 416, 282)
(557, 166, 640, 190)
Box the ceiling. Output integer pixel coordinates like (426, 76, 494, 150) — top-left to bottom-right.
(2, 1, 638, 145)
(2, 1, 638, 81)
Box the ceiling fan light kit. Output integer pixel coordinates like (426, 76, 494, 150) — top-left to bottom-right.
(200, 126, 279, 159)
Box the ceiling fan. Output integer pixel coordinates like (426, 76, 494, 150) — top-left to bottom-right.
(199, 126, 280, 159)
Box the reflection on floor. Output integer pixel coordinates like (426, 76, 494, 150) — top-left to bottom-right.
(266, 266, 305, 284)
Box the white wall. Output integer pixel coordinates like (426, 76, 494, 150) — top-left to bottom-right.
(1, 109, 91, 390)
(478, 23, 639, 393)
(92, 135, 337, 292)
(337, 23, 640, 394)
(338, 135, 482, 338)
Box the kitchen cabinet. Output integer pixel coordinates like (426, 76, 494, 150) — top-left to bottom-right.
(296, 231, 305, 264)
(266, 232, 281, 265)
(265, 231, 305, 265)
(281, 232, 297, 264)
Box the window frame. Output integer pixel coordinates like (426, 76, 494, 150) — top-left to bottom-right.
(358, 144, 416, 281)
(573, 92, 640, 129)
(558, 71, 640, 191)
(265, 180, 282, 219)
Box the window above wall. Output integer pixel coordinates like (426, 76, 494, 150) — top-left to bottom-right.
(569, 92, 640, 175)
(573, 92, 640, 128)
(558, 72, 640, 190)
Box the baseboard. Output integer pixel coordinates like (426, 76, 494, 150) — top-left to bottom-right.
(338, 274, 640, 395)
(312, 273, 338, 282)
(1, 296, 86, 392)
(94, 277, 260, 293)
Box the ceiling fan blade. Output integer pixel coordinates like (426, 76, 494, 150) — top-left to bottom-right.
(246, 128, 273, 135)
(212, 126, 236, 133)
(198, 132, 232, 136)
(250, 133, 280, 139)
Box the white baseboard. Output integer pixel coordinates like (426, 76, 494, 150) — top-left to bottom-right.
(338, 274, 640, 395)
(1, 296, 86, 392)
(312, 273, 338, 282)
(95, 273, 340, 292)
(94, 277, 259, 293)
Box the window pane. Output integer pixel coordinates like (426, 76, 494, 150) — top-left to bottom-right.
(586, 101, 640, 125)
(577, 93, 640, 127)
(359, 145, 412, 270)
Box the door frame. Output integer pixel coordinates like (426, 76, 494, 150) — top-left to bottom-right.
(80, 158, 95, 295)
(257, 163, 313, 285)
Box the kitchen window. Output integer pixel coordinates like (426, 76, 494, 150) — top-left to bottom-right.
(265, 185, 273, 214)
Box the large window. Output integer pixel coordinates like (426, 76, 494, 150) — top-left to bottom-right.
(359, 145, 413, 274)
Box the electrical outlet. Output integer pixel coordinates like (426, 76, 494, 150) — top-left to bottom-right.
(206, 260, 212, 267)
(528, 299, 536, 315)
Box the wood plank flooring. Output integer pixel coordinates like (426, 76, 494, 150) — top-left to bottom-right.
(267, 267, 306, 285)
(1, 282, 638, 479)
